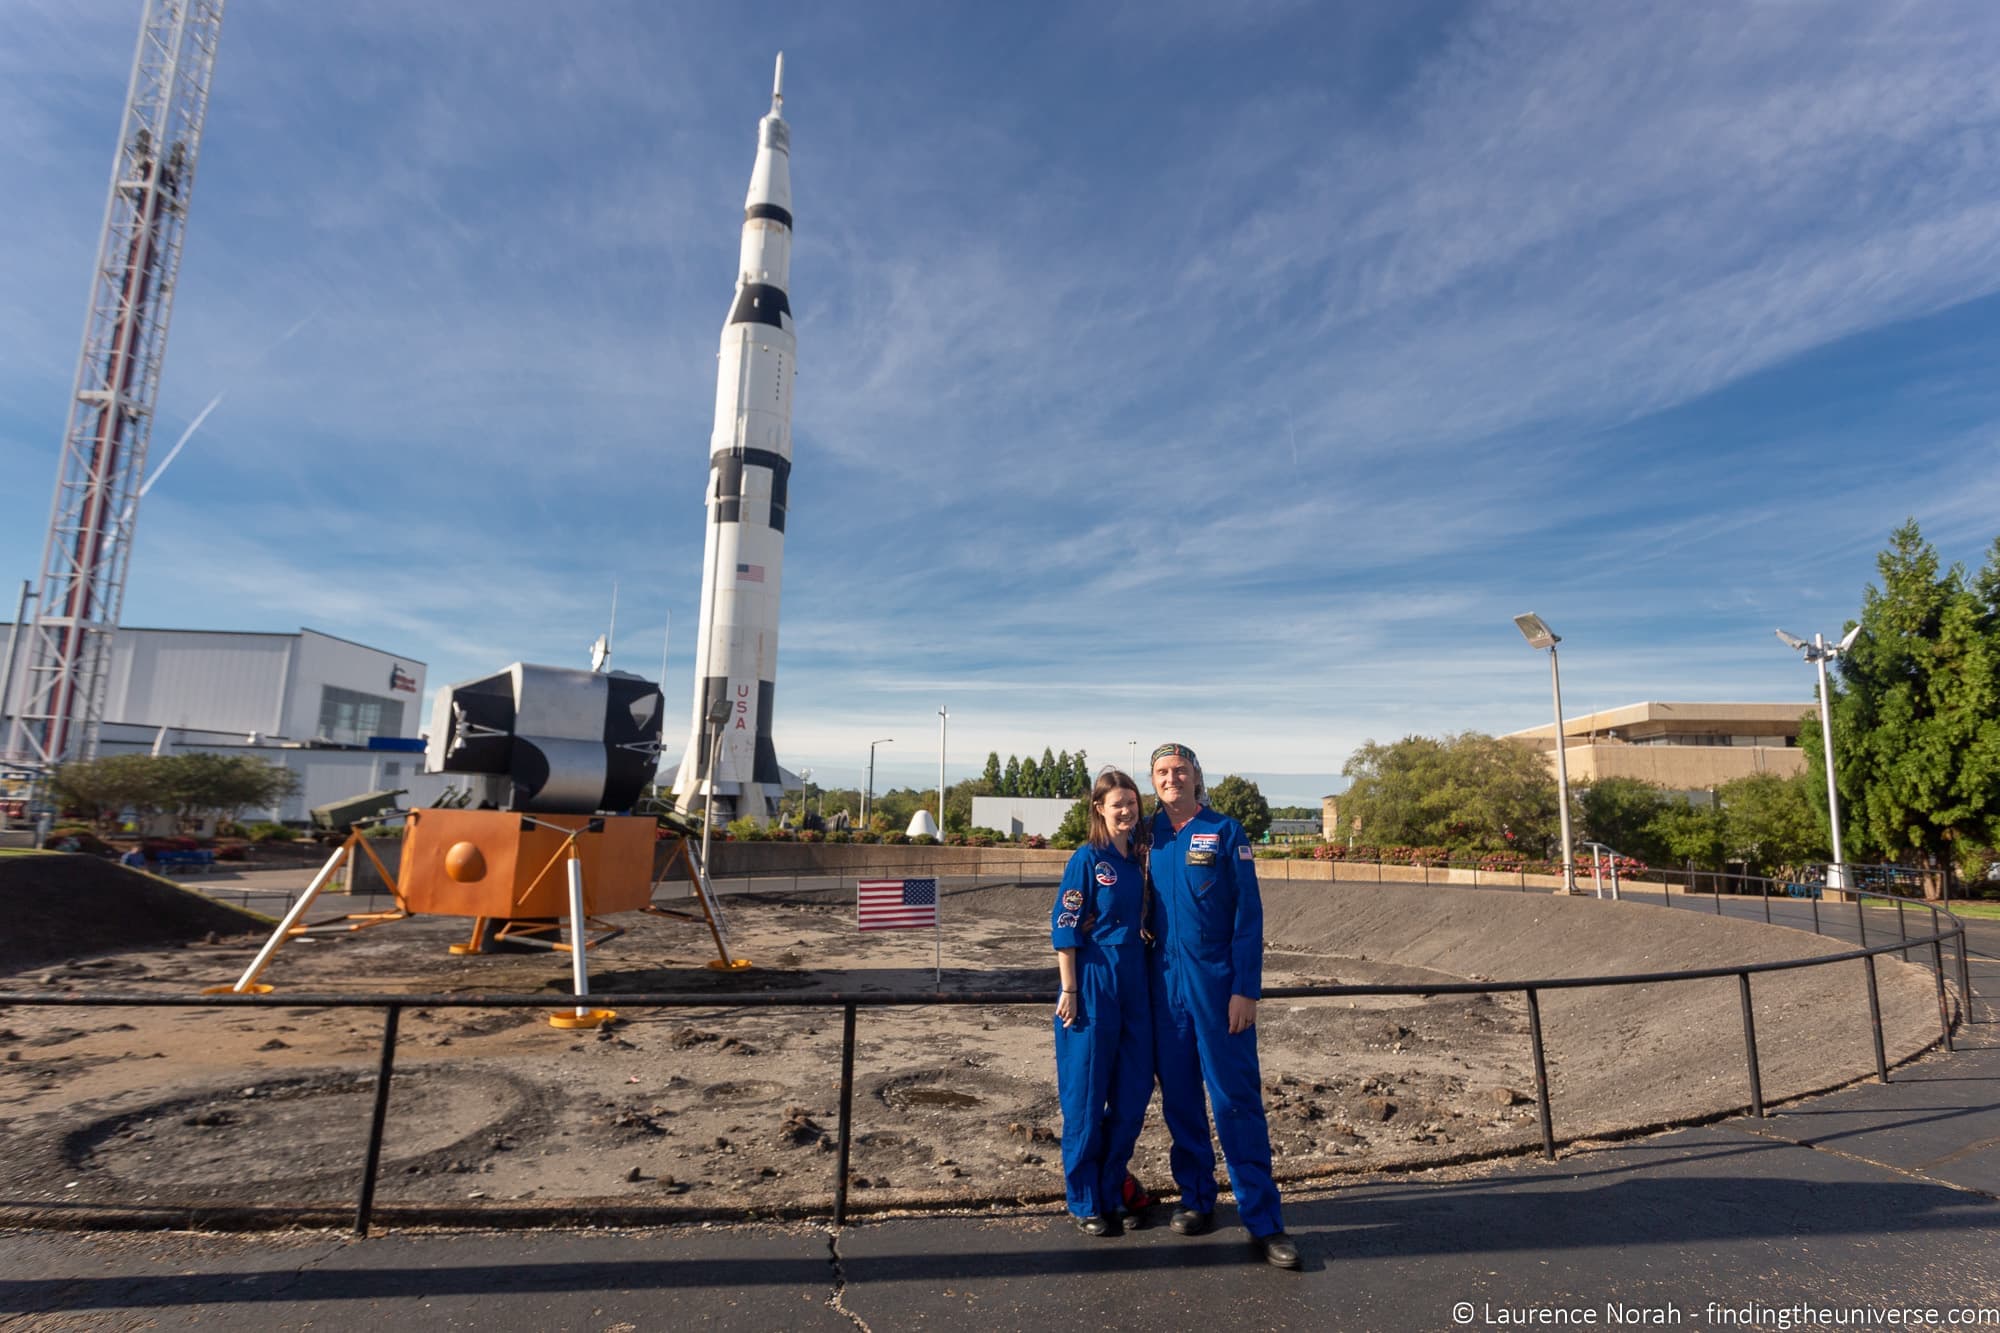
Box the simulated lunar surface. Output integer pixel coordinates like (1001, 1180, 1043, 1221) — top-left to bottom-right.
(0, 861, 1946, 1224)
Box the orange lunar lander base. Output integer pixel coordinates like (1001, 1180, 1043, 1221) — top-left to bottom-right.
(208, 810, 750, 1028)
(207, 659, 755, 1028)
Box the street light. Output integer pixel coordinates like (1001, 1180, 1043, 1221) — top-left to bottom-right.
(937, 706, 949, 838)
(863, 738, 893, 828)
(1513, 613, 1578, 893)
(1777, 625, 1862, 890)
(1128, 740, 1137, 777)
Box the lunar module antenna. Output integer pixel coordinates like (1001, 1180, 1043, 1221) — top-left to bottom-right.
(5, 0, 226, 770)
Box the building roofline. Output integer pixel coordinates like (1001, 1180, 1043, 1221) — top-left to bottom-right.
(1501, 700, 1814, 741)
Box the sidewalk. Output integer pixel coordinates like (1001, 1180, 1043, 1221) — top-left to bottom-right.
(2, 926, 1994, 1332)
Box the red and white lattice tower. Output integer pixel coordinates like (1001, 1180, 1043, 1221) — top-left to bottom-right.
(4, 0, 225, 769)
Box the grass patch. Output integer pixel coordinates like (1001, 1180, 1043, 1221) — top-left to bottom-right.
(1942, 898, 2000, 921)
(0, 848, 54, 858)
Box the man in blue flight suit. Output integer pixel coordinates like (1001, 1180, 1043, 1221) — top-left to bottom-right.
(1146, 742, 1298, 1269)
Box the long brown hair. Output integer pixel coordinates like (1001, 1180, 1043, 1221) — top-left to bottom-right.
(1087, 768, 1147, 852)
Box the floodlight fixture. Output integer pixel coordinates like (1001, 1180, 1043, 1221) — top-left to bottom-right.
(1514, 612, 1577, 892)
(1513, 613, 1560, 651)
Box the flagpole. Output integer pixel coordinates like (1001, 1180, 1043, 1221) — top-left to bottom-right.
(936, 704, 946, 984)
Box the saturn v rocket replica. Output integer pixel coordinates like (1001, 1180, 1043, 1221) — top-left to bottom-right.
(673, 56, 800, 824)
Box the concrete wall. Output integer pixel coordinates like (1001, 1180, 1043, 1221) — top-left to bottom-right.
(1555, 743, 1806, 787)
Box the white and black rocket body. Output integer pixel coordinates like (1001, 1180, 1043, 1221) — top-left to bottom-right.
(674, 57, 797, 823)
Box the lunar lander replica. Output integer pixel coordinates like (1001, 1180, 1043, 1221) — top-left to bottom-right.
(211, 663, 748, 1026)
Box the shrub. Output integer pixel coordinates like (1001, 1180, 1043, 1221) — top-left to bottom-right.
(725, 817, 765, 842)
(1024, 834, 1048, 850)
(246, 821, 297, 843)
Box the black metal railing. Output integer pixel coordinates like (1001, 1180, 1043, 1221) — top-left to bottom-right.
(0, 875, 1972, 1237)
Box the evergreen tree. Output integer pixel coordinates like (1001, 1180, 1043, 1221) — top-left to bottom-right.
(1055, 751, 1071, 797)
(982, 751, 1003, 790)
(1039, 747, 1059, 797)
(1003, 755, 1021, 796)
(1020, 756, 1039, 797)
(1804, 521, 2000, 890)
(1071, 750, 1090, 795)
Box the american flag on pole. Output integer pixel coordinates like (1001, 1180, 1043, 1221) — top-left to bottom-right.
(736, 562, 765, 583)
(858, 878, 938, 931)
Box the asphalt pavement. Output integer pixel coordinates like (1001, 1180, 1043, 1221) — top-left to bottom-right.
(2, 901, 1996, 1332)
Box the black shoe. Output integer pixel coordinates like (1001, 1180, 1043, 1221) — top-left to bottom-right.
(1169, 1207, 1213, 1236)
(1073, 1213, 1119, 1237)
(1253, 1231, 1301, 1269)
(1116, 1206, 1149, 1231)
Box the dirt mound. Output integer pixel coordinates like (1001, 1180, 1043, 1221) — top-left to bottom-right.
(0, 854, 270, 972)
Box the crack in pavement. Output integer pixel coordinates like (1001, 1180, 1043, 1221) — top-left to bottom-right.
(824, 1224, 871, 1331)
(1726, 1121, 2000, 1203)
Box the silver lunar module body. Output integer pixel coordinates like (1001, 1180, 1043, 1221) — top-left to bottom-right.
(674, 56, 800, 823)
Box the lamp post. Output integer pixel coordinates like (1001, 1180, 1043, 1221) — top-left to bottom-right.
(937, 706, 949, 838)
(1513, 613, 1577, 893)
(1777, 626, 1862, 890)
(1128, 740, 1137, 777)
(864, 737, 893, 828)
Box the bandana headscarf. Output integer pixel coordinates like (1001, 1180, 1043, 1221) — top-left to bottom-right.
(1149, 742, 1206, 803)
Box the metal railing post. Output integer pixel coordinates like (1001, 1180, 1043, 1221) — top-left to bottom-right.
(1525, 989, 1555, 1160)
(1863, 956, 1889, 1084)
(1855, 894, 1868, 948)
(354, 1002, 403, 1236)
(1931, 940, 1955, 1053)
(1896, 899, 1909, 961)
(834, 1002, 857, 1227)
(1761, 879, 1771, 924)
(1811, 888, 1821, 935)
(1737, 973, 1764, 1118)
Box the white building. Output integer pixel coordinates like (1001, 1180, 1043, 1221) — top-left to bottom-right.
(970, 795, 1077, 839)
(1, 625, 448, 823)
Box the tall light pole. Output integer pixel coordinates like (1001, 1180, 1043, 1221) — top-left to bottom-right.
(1128, 739, 1137, 777)
(1514, 613, 1577, 893)
(864, 737, 893, 828)
(937, 706, 949, 837)
(1778, 625, 1862, 889)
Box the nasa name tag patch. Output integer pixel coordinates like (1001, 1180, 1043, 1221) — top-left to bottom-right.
(1190, 832, 1220, 852)
(1238, 845, 1254, 860)
(1062, 889, 1085, 911)
(1094, 864, 1119, 887)
(1056, 912, 1079, 928)
(1186, 850, 1217, 866)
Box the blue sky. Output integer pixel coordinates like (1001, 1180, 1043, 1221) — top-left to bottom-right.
(5, 2, 2000, 805)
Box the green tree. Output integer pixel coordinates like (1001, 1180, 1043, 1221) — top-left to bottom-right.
(1717, 772, 1826, 876)
(1038, 747, 1059, 797)
(1649, 799, 1726, 871)
(1055, 751, 1071, 796)
(1577, 778, 1675, 864)
(1053, 796, 1091, 849)
(982, 752, 1003, 790)
(1003, 755, 1021, 797)
(1340, 732, 1558, 852)
(1804, 522, 2000, 891)
(50, 753, 167, 829)
(161, 753, 299, 828)
(1071, 750, 1090, 795)
(1208, 774, 1272, 840)
(1018, 756, 1039, 798)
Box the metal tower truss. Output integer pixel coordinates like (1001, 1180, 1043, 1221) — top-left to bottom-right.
(5, 0, 225, 769)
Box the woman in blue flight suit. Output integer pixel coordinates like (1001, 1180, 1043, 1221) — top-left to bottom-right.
(1051, 768, 1154, 1236)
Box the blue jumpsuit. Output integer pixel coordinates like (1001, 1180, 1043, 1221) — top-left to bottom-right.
(1147, 806, 1285, 1237)
(1051, 840, 1154, 1220)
